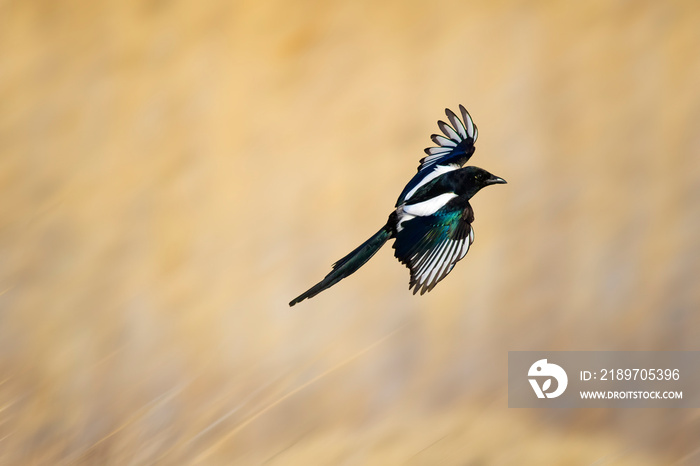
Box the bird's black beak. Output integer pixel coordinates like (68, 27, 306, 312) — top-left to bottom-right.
(487, 175, 507, 185)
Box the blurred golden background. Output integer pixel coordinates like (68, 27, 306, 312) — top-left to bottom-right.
(1, 0, 700, 464)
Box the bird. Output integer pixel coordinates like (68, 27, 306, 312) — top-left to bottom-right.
(289, 105, 506, 307)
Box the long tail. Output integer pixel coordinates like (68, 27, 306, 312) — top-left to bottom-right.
(289, 223, 393, 306)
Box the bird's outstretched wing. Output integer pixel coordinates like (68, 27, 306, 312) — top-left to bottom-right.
(420, 105, 478, 170)
(392, 206, 475, 295)
(396, 105, 478, 206)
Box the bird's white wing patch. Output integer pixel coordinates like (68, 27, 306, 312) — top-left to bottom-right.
(402, 193, 457, 217)
(402, 164, 458, 203)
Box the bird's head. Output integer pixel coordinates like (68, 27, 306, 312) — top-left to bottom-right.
(461, 166, 507, 198)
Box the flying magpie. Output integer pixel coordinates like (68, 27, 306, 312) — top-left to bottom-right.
(289, 105, 506, 307)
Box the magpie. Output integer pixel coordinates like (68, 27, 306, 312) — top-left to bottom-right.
(289, 105, 506, 307)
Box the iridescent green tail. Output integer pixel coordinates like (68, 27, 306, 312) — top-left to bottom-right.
(289, 224, 392, 307)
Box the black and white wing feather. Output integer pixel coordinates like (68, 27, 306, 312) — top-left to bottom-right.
(392, 206, 475, 295)
(419, 105, 478, 171)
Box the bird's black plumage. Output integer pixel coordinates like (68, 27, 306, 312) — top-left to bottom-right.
(289, 105, 506, 307)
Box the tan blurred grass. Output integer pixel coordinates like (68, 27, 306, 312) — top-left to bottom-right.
(1, 0, 700, 464)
